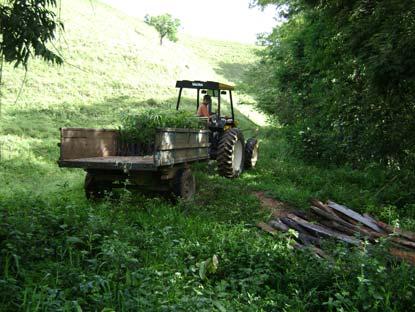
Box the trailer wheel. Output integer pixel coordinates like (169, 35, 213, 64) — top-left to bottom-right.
(244, 138, 259, 169)
(172, 168, 196, 200)
(217, 128, 245, 178)
(84, 172, 112, 200)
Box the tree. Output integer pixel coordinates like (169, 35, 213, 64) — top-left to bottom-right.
(144, 14, 181, 46)
(0, 0, 63, 68)
(248, 0, 415, 169)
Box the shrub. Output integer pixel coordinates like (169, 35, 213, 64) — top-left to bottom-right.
(119, 108, 204, 145)
(248, 0, 415, 169)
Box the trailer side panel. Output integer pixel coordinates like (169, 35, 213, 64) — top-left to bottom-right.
(60, 128, 118, 160)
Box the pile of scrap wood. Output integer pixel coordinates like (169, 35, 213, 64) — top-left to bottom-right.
(257, 199, 415, 265)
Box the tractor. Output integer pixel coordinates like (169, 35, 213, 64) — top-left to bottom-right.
(175, 80, 259, 178)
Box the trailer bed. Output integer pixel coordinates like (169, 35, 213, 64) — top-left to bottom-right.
(58, 127, 210, 172)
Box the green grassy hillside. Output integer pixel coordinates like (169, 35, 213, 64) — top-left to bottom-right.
(1, 0, 414, 311)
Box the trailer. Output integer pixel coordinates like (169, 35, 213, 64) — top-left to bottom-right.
(58, 127, 210, 200)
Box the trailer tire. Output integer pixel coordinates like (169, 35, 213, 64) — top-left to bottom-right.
(172, 168, 196, 201)
(84, 172, 112, 200)
(217, 128, 245, 178)
(244, 138, 259, 169)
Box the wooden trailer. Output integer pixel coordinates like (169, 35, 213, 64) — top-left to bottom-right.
(58, 127, 210, 200)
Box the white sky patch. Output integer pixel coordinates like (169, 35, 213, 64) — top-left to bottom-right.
(101, 0, 278, 43)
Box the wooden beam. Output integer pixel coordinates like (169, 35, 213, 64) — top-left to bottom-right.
(269, 220, 289, 232)
(327, 201, 383, 233)
(375, 220, 415, 242)
(257, 222, 277, 235)
(389, 247, 415, 265)
(286, 214, 361, 245)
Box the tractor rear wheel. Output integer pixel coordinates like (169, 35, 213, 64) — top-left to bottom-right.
(172, 168, 196, 200)
(244, 138, 259, 169)
(217, 128, 245, 178)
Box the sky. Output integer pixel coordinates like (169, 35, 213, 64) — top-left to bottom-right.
(101, 0, 278, 44)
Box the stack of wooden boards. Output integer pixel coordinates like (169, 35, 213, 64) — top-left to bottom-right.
(257, 199, 415, 265)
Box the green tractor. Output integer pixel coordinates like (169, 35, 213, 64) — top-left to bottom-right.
(175, 80, 259, 178)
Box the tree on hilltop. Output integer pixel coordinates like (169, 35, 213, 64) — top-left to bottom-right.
(144, 14, 181, 46)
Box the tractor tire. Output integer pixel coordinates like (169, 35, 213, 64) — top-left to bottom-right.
(84, 172, 112, 200)
(172, 168, 196, 201)
(244, 138, 259, 169)
(217, 128, 245, 178)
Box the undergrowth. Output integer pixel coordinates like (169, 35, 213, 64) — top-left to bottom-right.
(1, 190, 414, 311)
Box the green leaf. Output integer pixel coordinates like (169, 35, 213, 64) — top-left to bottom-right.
(66, 236, 84, 244)
(213, 300, 227, 312)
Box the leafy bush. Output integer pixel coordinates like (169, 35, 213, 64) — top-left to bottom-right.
(119, 108, 204, 145)
(249, 0, 415, 169)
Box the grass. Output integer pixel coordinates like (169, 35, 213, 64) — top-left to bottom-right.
(1, 0, 415, 311)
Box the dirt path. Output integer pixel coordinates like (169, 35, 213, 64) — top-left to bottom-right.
(253, 191, 294, 218)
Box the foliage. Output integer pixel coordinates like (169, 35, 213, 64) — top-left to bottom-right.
(1, 189, 415, 311)
(144, 13, 181, 46)
(0, 0, 64, 68)
(248, 0, 415, 170)
(119, 109, 204, 144)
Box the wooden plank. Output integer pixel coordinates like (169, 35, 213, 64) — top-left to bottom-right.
(156, 129, 210, 151)
(390, 247, 415, 265)
(363, 213, 379, 225)
(327, 201, 383, 233)
(391, 237, 415, 249)
(280, 217, 312, 235)
(287, 214, 361, 245)
(309, 205, 382, 241)
(269, 220, 289, 232)
(157, 127, 210, 133)
(320, 220, 358, 237)
(311, 199, 338, 217)
(261, 221, 327, 259)
(65, 156, 154, 164)
(61, 127, 117, 133)
(156, 148, 209, 166)
(310, 206, 355, 228)
(307, 246, 330, 260)
(257, 222, 277, 235)
(298, 233, 321, 246)
(280, 217, 321, 246)
(58, 156, 157, 171)
(311, 206, 376, 238)
(60, 128, 118, 160)
(375, 220, 415, 242)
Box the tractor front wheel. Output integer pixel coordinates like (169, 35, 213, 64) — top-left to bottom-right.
(217, 128, 245, 178)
